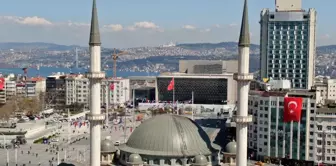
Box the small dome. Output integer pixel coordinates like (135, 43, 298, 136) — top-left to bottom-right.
(101, 139, 116, 152)
(193, 154, 208, 166)
(225, 140, 237, 154)
(128, 154, 143, 165)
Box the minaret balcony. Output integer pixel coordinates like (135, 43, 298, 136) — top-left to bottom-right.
(86, 113, 105, 122)
(233, 73, 254, 81)
(86, 72, 105, 79)
(233, 115, 253, 123)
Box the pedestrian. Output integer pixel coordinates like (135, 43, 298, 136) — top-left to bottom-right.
(30, 146, 32, 150)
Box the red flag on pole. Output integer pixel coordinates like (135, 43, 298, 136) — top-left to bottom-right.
(283, 97, 303, 122)
(0, 78, 4, 90)
(167, 78, 174, 91)
(109, 83, 114, 91)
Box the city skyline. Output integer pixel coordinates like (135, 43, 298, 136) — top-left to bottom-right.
(0, 0, 335, 48)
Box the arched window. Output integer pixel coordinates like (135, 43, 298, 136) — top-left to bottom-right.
(122, 153, 126, 161)
(103, 155, 108, 160)
(153, 159, 160, 165)
(164, 159, 171, 165)
(187, 158, 192, 164)
(176, 159, 183, 165)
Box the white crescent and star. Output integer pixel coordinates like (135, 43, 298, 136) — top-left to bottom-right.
(287, 101, 298, 114)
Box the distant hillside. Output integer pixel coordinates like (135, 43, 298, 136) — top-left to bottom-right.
(0, 42, 80, 51)
(177, 42, 260, 52)
(316, 45, 336, 55)
(177, 42, 336, 55)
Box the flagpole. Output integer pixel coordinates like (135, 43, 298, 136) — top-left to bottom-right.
(297, 121, 300, 159)
(191, 91, 194, 120)
(173, 77, 176, 115)
(290, 120, 293, 159)
(132, 88, 135, 130)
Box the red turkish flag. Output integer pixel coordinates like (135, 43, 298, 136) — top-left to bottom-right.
(167, 78, 174, 91)
(283, 97, 303, 122)
(109, 83, 114, 91)
(0, 78, 4, 90)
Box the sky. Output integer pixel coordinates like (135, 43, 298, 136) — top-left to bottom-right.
(0, 0, 335, 48)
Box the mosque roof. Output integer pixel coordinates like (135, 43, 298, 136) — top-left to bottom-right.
(119, 114, 218, 157)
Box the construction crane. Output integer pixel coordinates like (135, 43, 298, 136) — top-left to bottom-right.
(112, 48, 127, 78)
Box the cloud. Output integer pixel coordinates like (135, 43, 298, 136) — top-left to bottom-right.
(229, 23, 238, 27)
(0, 16, 52, 26)
(66, 21, 89, 27)
(200, 28, 211, 33)
(103, 24, 123, 32)
(125, 21, 164, 32)
(0, 15, 262, 48)
(182, 25, 196, 30)
(213, 24, 221, 28)
(134, 21, 158, 29)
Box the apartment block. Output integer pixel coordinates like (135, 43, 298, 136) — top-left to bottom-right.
(314, 77, 336, 105)
(101, 78, 130, 106)
(65, 74, 90, 109)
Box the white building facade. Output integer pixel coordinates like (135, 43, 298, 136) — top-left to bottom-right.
(65, 74, 90, 108)
(248, 90, 316, 161)
(313, 107, 336, 164)
(101, 78, 130, 106)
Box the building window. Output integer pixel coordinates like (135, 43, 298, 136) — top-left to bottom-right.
(153, 159, 160, 165)
(164, 159, 171, 165)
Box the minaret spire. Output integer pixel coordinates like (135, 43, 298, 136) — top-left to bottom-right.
(89, 0, 101, 46)
(238, 0, 250, 47)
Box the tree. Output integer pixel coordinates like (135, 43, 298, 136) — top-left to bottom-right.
(16, 96, 41, 116)
(0, 100, 16, 120)
(68, 102, 85, 113)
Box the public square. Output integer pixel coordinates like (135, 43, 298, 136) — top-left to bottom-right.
(0, 116, 136, 166)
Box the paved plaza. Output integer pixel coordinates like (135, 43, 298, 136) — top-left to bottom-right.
(0, 117, 137, 166)
(0, 115, 225, 166)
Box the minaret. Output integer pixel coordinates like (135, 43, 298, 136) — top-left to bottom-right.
(86, 0, 105, 166)
(233, 0, 253, 166)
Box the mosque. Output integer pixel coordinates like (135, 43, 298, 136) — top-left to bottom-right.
(73, 0, 250, 165)
(99, 114, 237, 166)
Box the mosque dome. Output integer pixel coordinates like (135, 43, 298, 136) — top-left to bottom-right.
(225, 140, 237, 154)
(119, 114, 217, 157)
(193, 154, 208, 166)
(101, 138, 116, 152)
(128, 154, 143, 165)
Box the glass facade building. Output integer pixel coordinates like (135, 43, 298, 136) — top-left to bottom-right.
(156, 77, 228, 104)
(259, 9, 316, 89)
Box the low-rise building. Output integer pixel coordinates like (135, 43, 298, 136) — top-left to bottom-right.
(314, 77, 336, 105)
(313, 106, 336, 164)
(65, 74, 90, 109)
(156, 73, 237, 105)
(101, 78, 130, 106)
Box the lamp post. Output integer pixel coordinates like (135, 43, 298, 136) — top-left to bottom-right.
(1, 133, 9, 165)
